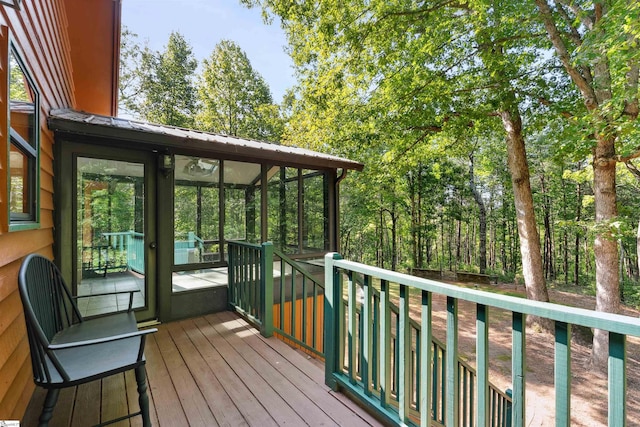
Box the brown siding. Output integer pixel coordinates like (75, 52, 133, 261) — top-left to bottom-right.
(0, 0, 119, 420)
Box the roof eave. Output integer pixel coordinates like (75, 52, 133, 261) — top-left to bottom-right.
(48, 112, 364, 172)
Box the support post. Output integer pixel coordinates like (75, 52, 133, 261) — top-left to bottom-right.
(324, 252, 342, 391)
(260, 242, 274, 337)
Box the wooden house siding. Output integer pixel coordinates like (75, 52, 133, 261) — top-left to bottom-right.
(0, 1, 119, 419)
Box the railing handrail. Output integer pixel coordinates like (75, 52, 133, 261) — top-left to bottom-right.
(333, 258, 640, 337)
(326, 253, 638, 426)
(272, 247, 324, 289)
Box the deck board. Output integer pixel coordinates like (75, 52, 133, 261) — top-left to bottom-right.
(206, 313, 336, 426)
(166, 321, 246, 427)
(217, 311, 383, 426)
(197, 315, 306, 426)
(22, 312, 383, 427)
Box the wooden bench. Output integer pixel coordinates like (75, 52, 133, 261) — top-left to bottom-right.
(455, 271, 498, 285)
(411, 268, 443, 280)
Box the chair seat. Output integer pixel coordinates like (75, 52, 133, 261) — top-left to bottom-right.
(54, 311, 138, 343)
(42, 312, 145, 386)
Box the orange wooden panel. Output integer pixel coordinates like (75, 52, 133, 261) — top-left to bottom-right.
(0, 347, 31, 417)
(0, 260, 19, 301)
(0, 229, 53, 265)
(273, 295, 325, 358)
(0, 25, 8, 234)
(0, 335, 29, 404)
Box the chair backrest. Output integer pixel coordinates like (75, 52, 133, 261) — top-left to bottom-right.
(18, 254, 83, 383)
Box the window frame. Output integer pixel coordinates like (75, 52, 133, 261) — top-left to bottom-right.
(7, 40, 40, 230)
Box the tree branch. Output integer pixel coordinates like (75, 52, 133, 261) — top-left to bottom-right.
(555, 3, 583, 47)
(537, 96, 573, 118)
(623, 56, 639, 119)
(535, 0, 598, 111)
(556, 0, 594, 30)
(618, 148, 640, 164)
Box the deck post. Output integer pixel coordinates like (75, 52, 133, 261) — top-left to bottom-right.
(260, 242, 274, 337)
(324, 252, 342, 391)
(609, 332, 626, 425)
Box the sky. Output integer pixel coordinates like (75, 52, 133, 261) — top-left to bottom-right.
(121, 0, 295, 103)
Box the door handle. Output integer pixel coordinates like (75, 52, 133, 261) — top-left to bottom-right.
(149, 242, 157, 249)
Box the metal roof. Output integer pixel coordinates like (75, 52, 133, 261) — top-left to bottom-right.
(48, 108, 364, 172)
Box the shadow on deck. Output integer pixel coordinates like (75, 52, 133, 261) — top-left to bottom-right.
(22, 311, 382, 427)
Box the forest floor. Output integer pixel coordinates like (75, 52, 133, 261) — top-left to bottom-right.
(408, 279, 640, 426)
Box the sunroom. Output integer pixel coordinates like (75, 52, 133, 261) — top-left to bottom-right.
(48, 108, 363, 323)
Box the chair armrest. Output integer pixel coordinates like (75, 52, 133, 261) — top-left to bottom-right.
(73, 290, 140, 299)
(49, 328, 157, 350)
(74, 290, 140, 311)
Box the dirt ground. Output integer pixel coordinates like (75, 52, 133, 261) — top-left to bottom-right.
(409, 280, 640, 427)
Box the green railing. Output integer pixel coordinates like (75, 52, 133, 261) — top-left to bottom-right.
(325, 253, 640, 426)
(346, 271, 511, 426)
(82, 231, 144, 276)
(227, 241, 325, 357)
(174, 231, 205, 264)
(227, 241, 272, 335)
(126, 232, 144, 273)
(227, 242, 512, 426)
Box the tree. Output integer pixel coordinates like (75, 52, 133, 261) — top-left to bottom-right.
(245, 0, 552, 309)
(247, 0, 640, 367)
(118, 26, 143, 117)
(534, 0, 640, 369)
(198, 40, 282, 141)
(135, 31, 198, 127)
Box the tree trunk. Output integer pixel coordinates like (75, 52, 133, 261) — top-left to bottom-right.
(575, 183, 582, 286)
(540, 174, 554, 280)
(637, 219, 640, 277)
(535, 0, 625, 372)
(500, 108, 550, 311)
(591, 135, 620, 369)
(469, 155, 488, 273)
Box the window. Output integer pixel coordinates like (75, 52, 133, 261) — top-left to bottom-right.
(8, 43, 39, 226)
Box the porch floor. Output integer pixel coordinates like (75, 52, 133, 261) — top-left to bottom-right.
(22, 311, 383, 427)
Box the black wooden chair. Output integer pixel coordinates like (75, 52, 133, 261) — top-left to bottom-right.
(18, 254, 157, 426)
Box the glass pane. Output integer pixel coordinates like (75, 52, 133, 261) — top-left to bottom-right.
(9, 47, 38, 222)
(224, 160, 260, 185)
(174, 155, 220, 266)
(303, 171, 326, 252)
(246, 182, 261, 244)
(10, 50, 36, 148)
(9, 143, 29, 215)
(75, 157, 146, 317)
(285, 168, 299, 253)
(225, 187, 246, 240)
(267, 167, 282, 248)
(172, 267, 228, 293)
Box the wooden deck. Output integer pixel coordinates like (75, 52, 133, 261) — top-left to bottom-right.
(22, 311, 383, 427)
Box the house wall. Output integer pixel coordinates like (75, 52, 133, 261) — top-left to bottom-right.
(0, 1, 120, 419)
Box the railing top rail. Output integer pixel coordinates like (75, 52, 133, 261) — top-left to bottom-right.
(272, 247, 324, 289)
(101, 231, 136, 237)
(228, 240, 262, 249)
(328, 254, 640, 337)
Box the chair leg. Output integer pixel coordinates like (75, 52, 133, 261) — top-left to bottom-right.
(135, 366, 151, 427)
(38, 388, 60, 427)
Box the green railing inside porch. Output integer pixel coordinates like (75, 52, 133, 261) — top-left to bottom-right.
(83, 231, 209, 276)
(324, 253, 640, 426)
(227, 242, 513, 426)
(94, 231, 145, 274)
